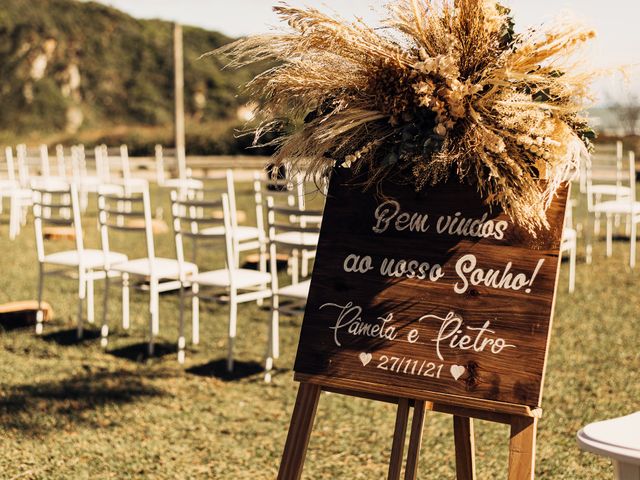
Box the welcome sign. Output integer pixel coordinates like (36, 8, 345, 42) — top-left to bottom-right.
(294, 168, 568, 409)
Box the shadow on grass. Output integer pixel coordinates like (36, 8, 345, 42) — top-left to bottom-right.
(108, 342, 177, 362)
(42, 328, 101, 345)
(0, 370, 168, 434)
(0, 312, 37, 332)
(186, 359, 264, 381)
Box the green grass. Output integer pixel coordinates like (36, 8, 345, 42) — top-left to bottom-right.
(0, 184, 638, 479)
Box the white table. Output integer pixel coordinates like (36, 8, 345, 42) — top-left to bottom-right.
(577, 412, 640, 479)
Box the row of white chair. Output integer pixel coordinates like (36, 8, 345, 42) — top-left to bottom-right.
(2, 143, 193, 239)
(584, 146, 639, 268)
(32, 172, 322, 379)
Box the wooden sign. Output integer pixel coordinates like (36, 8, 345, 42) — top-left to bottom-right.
(293, 168, 568, 412)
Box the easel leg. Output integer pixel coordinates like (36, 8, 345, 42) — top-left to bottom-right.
(508, 416, 538, 480)
(453, 416, 476, 480)
(277, 383, 322, 480)
(388, 398, 411, 480)
(404, 400, 428, 480)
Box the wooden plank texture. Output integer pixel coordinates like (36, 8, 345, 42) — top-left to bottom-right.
(388, 398, 411, 480)
(508, 416, 538, 480)
(404, 400, 428, 480)
(294, 168, 568, 411)
(277, 383, 322, 480)
(454, 416, 476, 480)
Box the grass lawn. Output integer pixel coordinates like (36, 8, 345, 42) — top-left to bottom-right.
(0, 182, 638, 479)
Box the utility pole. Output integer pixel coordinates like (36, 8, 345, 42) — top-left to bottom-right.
(173, 22, 186, 180)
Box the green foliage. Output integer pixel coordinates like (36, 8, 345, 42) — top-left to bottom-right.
(0, 0, 261, 152)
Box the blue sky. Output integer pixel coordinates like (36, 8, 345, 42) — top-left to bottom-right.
(95, 0, 640, 103)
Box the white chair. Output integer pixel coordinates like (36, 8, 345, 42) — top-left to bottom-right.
(578, 412, 640, 479)
(171, 191, 272, 369)
(55, 145, 71, 179)
(155, 144, 203, 193)
(560, 200, 577, 293)
(194, 170, 267, 271)
(33, 182, 128, 338)
(17, 144, 68, 189)
(98, 187, 197, 355)
(70, 145, 102, 210)
(587, 142, 632, 235)
(588, 142, 631, 198)
(592, 151, 640, 268)
(256, 172, 321, 283)
(0, 147, 32, 240)
(264, 197, 322, 381)
(118, 145, 149, 194)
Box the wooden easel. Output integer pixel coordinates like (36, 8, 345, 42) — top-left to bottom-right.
(277, 379, 540, 480)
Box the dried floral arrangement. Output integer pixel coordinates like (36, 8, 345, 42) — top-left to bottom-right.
(213, 0, 597, 231)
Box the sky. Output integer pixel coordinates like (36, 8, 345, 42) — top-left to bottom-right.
(95, 0, 640, 103)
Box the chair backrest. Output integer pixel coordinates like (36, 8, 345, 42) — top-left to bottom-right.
(98, 187, 155, 265)
(1, 147, 17, 184)
(33, 183, 82, 263)
(70, 145, 84, 180)
(171, 190, 235, 275)
(95, 144, 111, 182)
(262, 170, 304, 207)
(15, 144, 32, 187)
(564, 199, 574, 231)
(587, 145, 621, 184)
(188, 169, 241, 226)
(586, 143, 634, 211)
(55, 145, 69, 179)
(120, 144, 132, 184)
(259, 169, 327, 226)
(155, 144, 166, 185)
(39, 144, 50, 177)
(266, 196, 322, 289)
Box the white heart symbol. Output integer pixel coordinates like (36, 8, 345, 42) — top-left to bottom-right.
(450, 365, 466, 381)
(359, 352, 373, 367)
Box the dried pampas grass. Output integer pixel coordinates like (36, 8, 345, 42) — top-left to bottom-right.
(211, 0, 597, 231)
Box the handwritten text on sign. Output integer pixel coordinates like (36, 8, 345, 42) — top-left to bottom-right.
(294, 169, 568, 408)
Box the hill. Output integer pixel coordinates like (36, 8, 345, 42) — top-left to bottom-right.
(0, 0, 266, 154)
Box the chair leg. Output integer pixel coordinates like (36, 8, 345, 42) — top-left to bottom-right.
(234, 240, 241, 269)
(291, 250, 300, 285)
(272, 298, 280, 360)
(101, 272, 110, 349)
(151, 280, 160, 336)
(594, 212, 601, 237)
(81, 190, 89, 212)
(122, 272, 130, 330)
(259, 242, 268, 275)
(257, 242, 268, 308)
(77, 275, 86, 340)
(192, 283, 200, 345)
(630, 221, 637, 269)
(301, 250, 309, 278)
(87, 275, 95, 325)
(36, 263, 45, 335)
(9, 197, 19, 240)
(178, 283, 186, 364)
(149, 279, 159, 356)
(227, 292, 238, 372)
(606, 215, 613, 258)
(265, 294, 278, 382)
(569, 244, 576, 294)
